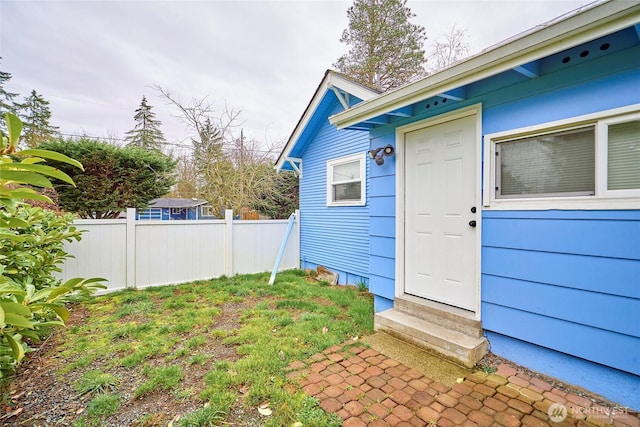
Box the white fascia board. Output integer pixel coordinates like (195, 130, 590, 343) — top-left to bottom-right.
(330, 1, 640, 129)
(275, 71, 378, 172)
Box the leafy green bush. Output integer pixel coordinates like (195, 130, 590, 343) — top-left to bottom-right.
(0, 113, 105, 377)
(38, 137, 176, 218)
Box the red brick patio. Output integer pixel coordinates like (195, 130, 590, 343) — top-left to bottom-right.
(286, 343, 639, 427)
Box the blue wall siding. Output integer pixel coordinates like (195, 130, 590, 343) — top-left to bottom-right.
(482, 210, 640, 376)
(299, 99, 370, 284)
(361, 29, 640, 406)
(367, 129, 397, 310)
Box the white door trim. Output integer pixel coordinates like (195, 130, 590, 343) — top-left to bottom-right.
(395, 104, 483, 320)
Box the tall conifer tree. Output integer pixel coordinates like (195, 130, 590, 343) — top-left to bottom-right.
(125, 95, 166, 151)
(20, 89, 59, 147)
(334, 0, 427, 91)
(0, 59, 20, 132)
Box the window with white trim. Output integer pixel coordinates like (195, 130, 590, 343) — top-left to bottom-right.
(485, 108, 640, 209)
(201, 206, 216, 217)
(326, 153, 366, 206)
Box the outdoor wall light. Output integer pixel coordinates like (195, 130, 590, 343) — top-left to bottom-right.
(368, 144, 395, 165)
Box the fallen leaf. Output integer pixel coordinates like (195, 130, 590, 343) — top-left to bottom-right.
(351, 336, 359, 341)
(11, 391, 25, 400)
(259, 402, 270, 409)
(258, 407, 272, 416)
(0, 407, 23, 420)
(227, 369, 238, 376)
(322, 326, 328, 334)
(456, 377, 465, 384)
(292, 422, 303, 427)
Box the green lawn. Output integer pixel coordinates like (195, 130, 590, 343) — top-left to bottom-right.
(34, 270, 374, 426)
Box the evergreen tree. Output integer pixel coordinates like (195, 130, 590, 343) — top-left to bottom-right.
(19, 89, 59, 148)
(39, 138, 176, 219)
(0, 58, 20, 132)
(334, 0, 427, 91)
(124, 95, 166, 150)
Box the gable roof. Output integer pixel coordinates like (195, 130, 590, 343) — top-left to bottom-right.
(148, 198, 209, 209)
(330, 0, 640, 130)
(275, 70, 379, 172)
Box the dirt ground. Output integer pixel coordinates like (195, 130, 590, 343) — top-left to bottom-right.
(1, 301, 263, 427)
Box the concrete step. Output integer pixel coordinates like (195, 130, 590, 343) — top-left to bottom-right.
(374, 308, 488, 368)
(394, 294, 484, 338)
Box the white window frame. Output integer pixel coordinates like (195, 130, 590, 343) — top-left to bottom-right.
(201, 206, 216, 217)
(326, 152, 366, 207)
(483, 104, 640, 210)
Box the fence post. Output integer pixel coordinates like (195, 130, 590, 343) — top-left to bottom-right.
(224, 209, 234, 276)
(126, 208, 136, 288)
(294, 209, 301, 267)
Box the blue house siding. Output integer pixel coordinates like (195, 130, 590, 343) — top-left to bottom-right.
(299, 100, 370, 285)
(351, 24, 640, 407)
(481, 209, 640, 407)
(367, 129, 397, 310)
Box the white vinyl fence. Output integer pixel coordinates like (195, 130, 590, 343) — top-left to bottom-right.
(58, 209, 300, 293)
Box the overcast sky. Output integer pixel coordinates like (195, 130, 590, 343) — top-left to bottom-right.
(1, 0, 593, 152)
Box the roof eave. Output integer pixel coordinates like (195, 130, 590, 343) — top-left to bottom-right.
(275, 70, 378, 172)
(330, 0, 640, 130)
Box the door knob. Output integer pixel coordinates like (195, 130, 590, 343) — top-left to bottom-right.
(469, 220, 477, 227)
(470, 207, 476, 213)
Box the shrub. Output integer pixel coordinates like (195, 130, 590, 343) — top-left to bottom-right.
(0, 113, 105, 377)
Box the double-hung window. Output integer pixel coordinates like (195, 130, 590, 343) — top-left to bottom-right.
(326, 153, 366, 206)
(484, 107, 640, 209)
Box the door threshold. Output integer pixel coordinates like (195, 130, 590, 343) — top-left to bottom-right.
(399, 293, 477, 320)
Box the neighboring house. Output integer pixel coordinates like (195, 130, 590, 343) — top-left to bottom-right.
(136, 198, 216, 220)
(276, 1, 640, 410)
(276, 70, 379, 284)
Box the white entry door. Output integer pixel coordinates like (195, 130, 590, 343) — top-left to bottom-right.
(404, 114, 478, 311)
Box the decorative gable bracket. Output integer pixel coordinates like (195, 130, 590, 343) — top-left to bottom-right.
(330, 86, 351, 110)
(284, 157, 302, 176)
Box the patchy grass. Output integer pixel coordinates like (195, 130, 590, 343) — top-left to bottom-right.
(7, 270, 373, 426)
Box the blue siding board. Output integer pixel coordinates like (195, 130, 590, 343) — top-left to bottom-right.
(369, 196, 395, 217)
(482, 216, 640, 260)
(482, 303, 640, 376)
(369, 255, 395, 279)
(369, 275, 396, 300)
(484, 210, 640, 221)
(370, 236, 395, 258)
(374, 295, 394, 312)
(370, 217, 395, 238)
(482, 274, 640, 337)
(369, 175, 396, 197)
(482, 247, 640, 299)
